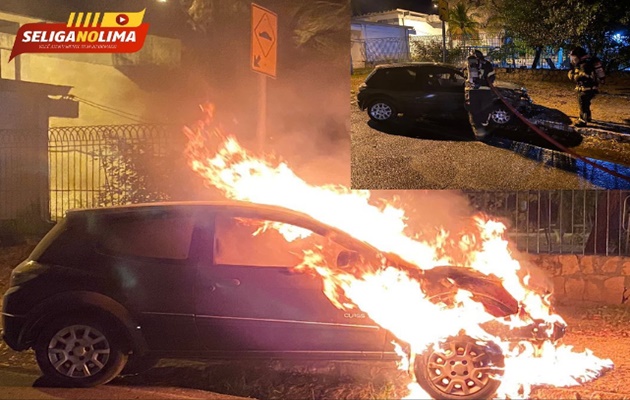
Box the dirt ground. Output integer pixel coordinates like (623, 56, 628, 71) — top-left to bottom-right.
(2, 243, 630, 399)
(351, 71, 630, 167)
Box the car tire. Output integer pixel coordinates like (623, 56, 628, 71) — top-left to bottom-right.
(414, 335, 504, 400)
(488, 106, 512, 126)
(120, 354, 159, 375)
(367, 99, 397, 122)
(34, 315, 128, 387)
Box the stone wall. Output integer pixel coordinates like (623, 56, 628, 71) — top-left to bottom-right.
(528, 254, 630, 305)
(497, 68, 630, 85)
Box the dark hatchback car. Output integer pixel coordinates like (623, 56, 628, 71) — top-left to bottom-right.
(357, 62, 536, 127)
(2, 202, 564, 399)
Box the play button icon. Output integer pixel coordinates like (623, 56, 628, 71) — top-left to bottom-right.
(116, 14, 128, 26)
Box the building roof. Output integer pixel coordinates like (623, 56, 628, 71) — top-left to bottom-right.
(0, 78, 72, 95)
(355, 8, 433, 19)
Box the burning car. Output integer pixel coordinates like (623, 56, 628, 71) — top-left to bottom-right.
(356, 62, 570, 129)
(3, 201, 565, 397)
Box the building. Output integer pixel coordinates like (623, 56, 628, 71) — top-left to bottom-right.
(353, 9, 444, 37)
(0, 9, 183, 227)
(351, 20, 413, 69)
(0, 10, 182, 127)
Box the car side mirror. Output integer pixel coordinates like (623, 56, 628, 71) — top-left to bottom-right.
(337, 250, 360, 268)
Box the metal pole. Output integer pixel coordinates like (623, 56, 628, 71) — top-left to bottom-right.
(257, 74, 267, 153)
(442, 20, 446, 63)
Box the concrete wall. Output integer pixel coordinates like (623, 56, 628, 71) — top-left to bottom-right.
(498, 68, 630, 85)
(529, 254, 630, 305)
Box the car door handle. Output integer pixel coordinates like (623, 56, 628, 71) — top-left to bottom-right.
(214, 279, 241, 288)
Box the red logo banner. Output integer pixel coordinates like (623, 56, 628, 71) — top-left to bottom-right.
(10, 23, 149, 61)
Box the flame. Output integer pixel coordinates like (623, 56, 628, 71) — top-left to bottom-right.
(184, 106, 613, 399)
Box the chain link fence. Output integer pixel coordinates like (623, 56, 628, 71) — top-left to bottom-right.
(352, 34, 567, 70)
(351, 37, 410, 68)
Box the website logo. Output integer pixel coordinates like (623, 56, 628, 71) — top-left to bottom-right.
(10, 9, 149, 61)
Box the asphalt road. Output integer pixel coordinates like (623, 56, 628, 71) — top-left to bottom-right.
(0, 364, 245, 400)
(351, 108, 630, 190)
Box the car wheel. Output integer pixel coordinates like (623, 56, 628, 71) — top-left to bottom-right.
(488, 106, 512, 125)
(34, 316, 128, 387)
(414, 335, 503, 399)
(367, 99, 397, 122)
(121, 354, 159, 375)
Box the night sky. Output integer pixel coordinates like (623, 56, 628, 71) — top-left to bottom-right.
(0, 0, 190, 38)
(352, 0, 436, 16)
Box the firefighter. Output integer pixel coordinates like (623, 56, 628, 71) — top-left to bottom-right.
(567, 46, 606, 127)
(464, 49, 496, 140)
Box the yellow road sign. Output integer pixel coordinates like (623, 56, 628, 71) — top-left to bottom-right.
(251, 3, 277, 78)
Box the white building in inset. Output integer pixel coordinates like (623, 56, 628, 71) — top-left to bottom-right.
(353, 9, 444, 37)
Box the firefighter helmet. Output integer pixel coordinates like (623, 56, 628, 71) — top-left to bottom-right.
(473, 49, 485, 60)
(569, 46, 587, 57)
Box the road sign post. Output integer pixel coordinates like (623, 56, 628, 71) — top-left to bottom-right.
(251, 3, 277, 152)
(438, 0, 448, 63)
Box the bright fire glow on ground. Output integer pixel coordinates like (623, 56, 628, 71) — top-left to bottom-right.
(183, 105, 613, 399)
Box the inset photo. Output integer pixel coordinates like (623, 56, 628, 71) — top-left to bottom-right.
(351, 0, 630, 190)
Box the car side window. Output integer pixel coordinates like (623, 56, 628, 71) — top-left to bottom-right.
(99, 214, 195, 261)
(213, 215, 346, 268)
(382, 67, 417, 91)
(425, 67, 466, 90)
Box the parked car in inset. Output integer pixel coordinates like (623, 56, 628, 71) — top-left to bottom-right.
(2, 202, 565, 398)
(357, 62, 569, 130)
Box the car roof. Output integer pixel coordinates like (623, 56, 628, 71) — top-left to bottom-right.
(68, 200, 317, 223)
(66, 201, 379, 254)
(375, 62, 461, 70)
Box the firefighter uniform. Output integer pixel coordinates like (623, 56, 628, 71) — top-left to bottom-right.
(568, 46, 605, 127)
(465, 50, 496, 140)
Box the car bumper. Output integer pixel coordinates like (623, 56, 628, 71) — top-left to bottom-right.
(485, 318, 566, 344)
(1, 312, 27, 351)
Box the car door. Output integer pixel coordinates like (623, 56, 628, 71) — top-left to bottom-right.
(193, 210, 387, 357)
(95, 209, 201, 352)
(373, 66, 424, 115)
(418, 66, 468, 117)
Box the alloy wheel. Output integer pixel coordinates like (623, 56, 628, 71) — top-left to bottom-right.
(370, 102, 393, 121)
(47, 324, 111, 378)
(425, 340, 497, 397)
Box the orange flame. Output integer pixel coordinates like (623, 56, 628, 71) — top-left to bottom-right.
(184, 106, 613, 399)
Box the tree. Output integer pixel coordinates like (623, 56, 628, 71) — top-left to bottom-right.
(179, 0, 348, 52)
(447, 2, 481, 51)
(495, 0, 630, 70)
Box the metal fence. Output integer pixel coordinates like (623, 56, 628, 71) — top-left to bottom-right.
(467, 190, 630, 256)
(351, 37, 410, 68)
(353, 34, 566, 70)
(49, 124, 174, 220)
(4, 126, 630, 256)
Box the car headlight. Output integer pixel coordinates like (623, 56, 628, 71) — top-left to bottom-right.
(9, 262, 48, 287)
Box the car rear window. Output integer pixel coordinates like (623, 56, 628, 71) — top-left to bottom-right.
(99, 213, 195, 261)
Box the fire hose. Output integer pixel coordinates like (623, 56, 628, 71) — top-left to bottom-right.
(487, 82, 630, 184)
